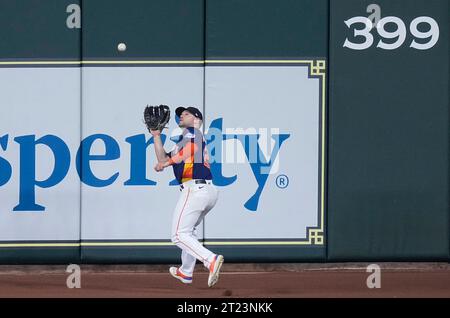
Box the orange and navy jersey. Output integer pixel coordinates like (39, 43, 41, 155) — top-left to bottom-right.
(166, 127, 212, 184)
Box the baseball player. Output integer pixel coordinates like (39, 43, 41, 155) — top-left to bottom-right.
(149, 106, 224, 287)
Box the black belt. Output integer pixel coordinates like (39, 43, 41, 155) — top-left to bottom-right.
(179, 179, 207, 190)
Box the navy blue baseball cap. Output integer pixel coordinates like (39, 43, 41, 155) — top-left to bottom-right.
(175, 106, 203, 121)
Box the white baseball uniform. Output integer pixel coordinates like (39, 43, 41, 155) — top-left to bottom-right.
(166, 126, 219, 277)
(171, 179, 219, 276)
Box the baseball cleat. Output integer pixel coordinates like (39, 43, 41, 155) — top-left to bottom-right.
(169, 267, 193, 284)
(207, 254, 224, 287)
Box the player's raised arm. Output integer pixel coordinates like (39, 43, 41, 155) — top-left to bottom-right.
(150, 129, 169, 164)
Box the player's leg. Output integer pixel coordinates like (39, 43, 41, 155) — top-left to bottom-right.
(179, 227, 199, 276)
(180, 250, 196, 276)
(172, 185, 224, 287)
(203, 184, 219, 217)
(171, 187, 216, 268)
(200, 184, 224, 287)
(169, 190, 199, 284)
(194, 184, 219, 239)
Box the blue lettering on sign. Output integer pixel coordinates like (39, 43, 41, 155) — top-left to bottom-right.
(205, 118, 237, 187)
(0, 118, 290, 212)
(13, 135, 71, 211)
(76, 134, 120, 187)
(207, 118, 290, 211)
(0, 135, 12, 187)
(124, 134, 161, 186)
(229, 133, 290, 211)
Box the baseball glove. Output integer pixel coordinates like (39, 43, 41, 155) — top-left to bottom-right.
(143, 105, 170, 132)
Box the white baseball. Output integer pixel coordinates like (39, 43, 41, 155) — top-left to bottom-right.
(117, 43, 127, 52)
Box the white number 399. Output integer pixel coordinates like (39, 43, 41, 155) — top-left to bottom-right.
(343, 16, 439, 50)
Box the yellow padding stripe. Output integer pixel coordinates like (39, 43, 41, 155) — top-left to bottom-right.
(0, 241, 320, 247)
(0, 60, 315, 65)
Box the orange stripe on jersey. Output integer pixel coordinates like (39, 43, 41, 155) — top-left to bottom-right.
(181, 163, 194, 182)
(168, 142, 199, 166)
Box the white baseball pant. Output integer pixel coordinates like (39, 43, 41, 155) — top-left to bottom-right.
(171, 180, 219, 277)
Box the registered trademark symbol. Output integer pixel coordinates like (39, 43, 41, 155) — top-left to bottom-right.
(276, 174, 289, 189)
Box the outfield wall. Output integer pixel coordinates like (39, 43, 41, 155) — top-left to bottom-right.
(0, 0, 447, 263)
